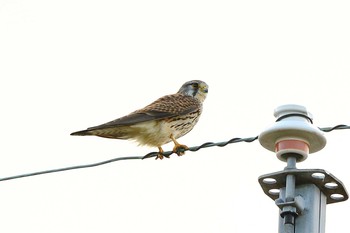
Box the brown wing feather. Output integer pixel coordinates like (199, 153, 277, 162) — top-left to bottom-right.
(85, 93, 201, 131)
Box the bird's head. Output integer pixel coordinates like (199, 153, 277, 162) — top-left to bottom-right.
(178, 80, 208, 102)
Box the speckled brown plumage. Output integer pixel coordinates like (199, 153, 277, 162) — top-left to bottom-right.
(71, 80, 209, 159)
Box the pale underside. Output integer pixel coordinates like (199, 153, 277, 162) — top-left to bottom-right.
(89, 109, 202, 147)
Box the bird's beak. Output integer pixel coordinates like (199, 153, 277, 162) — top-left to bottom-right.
(201, 85, 209, 93)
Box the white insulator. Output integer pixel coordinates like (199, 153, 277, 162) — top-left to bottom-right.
(259, 104, 327, 162)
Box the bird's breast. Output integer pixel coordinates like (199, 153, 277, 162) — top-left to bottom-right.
(165, 109, 202, 138)
(129, 109, 202, 147)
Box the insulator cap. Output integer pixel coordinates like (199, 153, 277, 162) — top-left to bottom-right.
(259, 104, 327, 162)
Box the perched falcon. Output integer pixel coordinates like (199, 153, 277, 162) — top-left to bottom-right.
(70, 80, 208, 159)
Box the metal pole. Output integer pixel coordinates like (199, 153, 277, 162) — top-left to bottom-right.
(258, 104, 348, 233)
(282, 156, 297, 233)
(278, 184, 327, 233)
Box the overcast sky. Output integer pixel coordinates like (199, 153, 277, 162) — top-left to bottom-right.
(1, 1, 350, 232)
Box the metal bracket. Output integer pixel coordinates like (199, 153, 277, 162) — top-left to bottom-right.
(258, 169, 348, 204)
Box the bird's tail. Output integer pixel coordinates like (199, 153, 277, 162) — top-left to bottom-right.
(70, 130, 92, 136)
(70, 126, 134, 139)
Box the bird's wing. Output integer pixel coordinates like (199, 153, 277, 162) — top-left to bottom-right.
(86, 94, 201, 131)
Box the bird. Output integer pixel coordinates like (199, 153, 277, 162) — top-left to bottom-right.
(70, 80, 209, 159)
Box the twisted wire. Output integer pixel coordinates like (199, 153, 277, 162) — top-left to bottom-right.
(319, 124, 350, 132)
(142, 136, 258, 159)
(0, 124, 348, 182)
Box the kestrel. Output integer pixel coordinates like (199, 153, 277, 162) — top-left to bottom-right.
(70, 80, 208, 159)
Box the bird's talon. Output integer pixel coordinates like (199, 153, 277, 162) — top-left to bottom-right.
(156, 147, 164, 160)
(155, 153, 170, 160)
(173, 144, 189, 156)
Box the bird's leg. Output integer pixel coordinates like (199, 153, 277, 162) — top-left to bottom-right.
(170, 135, 189, 156)
(156, 146, 170, 160)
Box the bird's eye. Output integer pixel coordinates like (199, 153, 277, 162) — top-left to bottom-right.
(192, 83, 199, 88)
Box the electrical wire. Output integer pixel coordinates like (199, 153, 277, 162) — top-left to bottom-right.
(319, 124, 350, 132)
(0, 124, 348, 182)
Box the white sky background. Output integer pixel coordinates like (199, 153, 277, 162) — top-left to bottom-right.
(1, 1, 350, 232)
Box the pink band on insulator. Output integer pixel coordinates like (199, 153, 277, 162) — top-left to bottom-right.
(275, 139, 309, 154)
